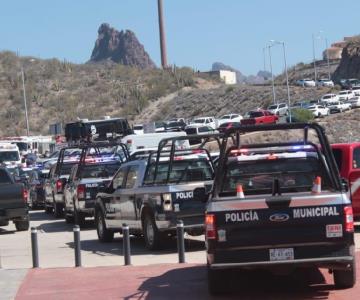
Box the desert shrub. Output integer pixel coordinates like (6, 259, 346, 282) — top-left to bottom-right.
(290, 108, 314, 122)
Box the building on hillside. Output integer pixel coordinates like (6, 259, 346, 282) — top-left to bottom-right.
(201, 70, 237, 85)
(323, 35, 360, 60)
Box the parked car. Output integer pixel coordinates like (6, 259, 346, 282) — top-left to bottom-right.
(296, 79, 316, 87)
(291, 101, 310, 109)
(267, 103, 289, 116)
(191, 117, 217, 130)
(241, 110, 278, 125)
(217, 114, 243, 126)
(217, 122, 242, 133)
(321, 93, 339, 104)
(0, 167, 29, 231)
(307, 104, 329, 117)
(338, 90, 355, 101)
(351, 86, 360, 96)
(340, 78, 360, 89)
(348, 96, 360, 108)
(316, 78, 334, 87)
(185, 124, 217, 145)
(328, 101, 351, 114)
(133, 124, 144, 135)
(164, 120, 186, 132)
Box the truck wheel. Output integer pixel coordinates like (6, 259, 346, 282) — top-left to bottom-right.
(74, 207, 85, 228)
(334, 258, 356, 289)
(143, 213, 161, 250)
(207, 265, 226, 295)
(65, 212, 74, 224)
(15, 216, 30, 231)
(95, 209, 114, 243)
(53, 200, 63, 218)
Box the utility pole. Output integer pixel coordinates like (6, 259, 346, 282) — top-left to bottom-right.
(21, 67, 30, 136)
(312, 34, 317, 82)
(157, 0, 168, 68)
(268, 45, 276, 104)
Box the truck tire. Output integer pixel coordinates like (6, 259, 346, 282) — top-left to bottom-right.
(65, 213, 74, 224)
(74, 207, 85, 228)
(334, 258, 356, 289)
(15, 216, 30, 231)
(207, 265, 226, 295)
(142, 213, 161, 250)
(53, 200, 63, 218)
(95, 209, 114, 243)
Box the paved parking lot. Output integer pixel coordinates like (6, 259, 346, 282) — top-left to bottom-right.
(0, 210, 205, 269)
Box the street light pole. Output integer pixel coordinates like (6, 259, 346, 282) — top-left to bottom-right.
(21, 67, 30, 136)
(281, 42, 292, 123)
(262, 47, 267, 72)
(325, 38, 331, 80)
(312, 34, 317, 82)
(267, 45, 276, 104)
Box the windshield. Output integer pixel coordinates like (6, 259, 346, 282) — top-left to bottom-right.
(339, 91, 347, 95)
(16, 142, 28, 152)
(80, 163, 121, 178)
(323, 95, 331, 99)
(221, 156, 330, 196)
(0, 151, 20, 162)
(144, 159, 213, 184)
(133, 125, 143, 130)
(185, 128, 197, 135)
(193, 119, 205, 124)
(221, 115, 230, 119)
(268, 105, 278, 109)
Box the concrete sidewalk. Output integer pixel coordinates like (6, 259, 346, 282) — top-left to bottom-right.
(14, 253, 360, 300)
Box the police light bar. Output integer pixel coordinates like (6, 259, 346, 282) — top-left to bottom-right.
(236, 151, 308, 162)
(0, 143, 18, 150)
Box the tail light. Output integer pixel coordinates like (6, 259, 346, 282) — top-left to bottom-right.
(77, 184, 85, 200)
(344, 206, 354, 232)
(205, 213, 216, 240)
(56, 179, 63, 193)
(22, 189, 28, 203)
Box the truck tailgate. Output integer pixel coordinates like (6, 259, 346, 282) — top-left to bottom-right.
(0, 183, 25, 210)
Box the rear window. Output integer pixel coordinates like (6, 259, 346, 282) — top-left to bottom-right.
(60, 163, 77, 176)
(80, 163, 121, 178)
(332, 149, 343, 171)
(248, 112, 263, 118)
(185, 128, 197, 135)
(144, 159, 213, 184)
(0, 151, 20, 162)
(221, 156, 331, 196)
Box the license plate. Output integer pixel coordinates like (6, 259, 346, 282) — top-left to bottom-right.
(269, 248, 294, 261)
(326, 224, 343, 238)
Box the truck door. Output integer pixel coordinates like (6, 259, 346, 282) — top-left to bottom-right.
(349, 147, 360, 216)
(119, 165, 139, 222)
(106, 167, 126, 220)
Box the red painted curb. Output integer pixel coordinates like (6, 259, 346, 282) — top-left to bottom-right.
(16, 254, 359, 300)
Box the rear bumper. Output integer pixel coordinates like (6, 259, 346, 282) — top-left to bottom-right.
(156, 213, 204, 233)
(78, 200, 95, 216)
(210, 256, 354, 270)
(0, 207, 28, 221)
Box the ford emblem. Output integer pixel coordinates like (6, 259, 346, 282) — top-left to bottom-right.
(269, 213, 289, 222)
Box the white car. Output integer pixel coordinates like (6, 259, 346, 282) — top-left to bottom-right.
(338, 90, 355, 101)
(316, 79, 334, 87)
(191, 117, 217, 129)
(328, 101, 351, 114)
(267, 103, 289, 116)
(217, 114, 243, 126)
(351, 86, 360, 96)
(133, 124, 144, 135)
(307, 104, 329, 117)
(348, 96, 360, 108)
(320, 93, 339, 104)
(296, 79, 316, 87)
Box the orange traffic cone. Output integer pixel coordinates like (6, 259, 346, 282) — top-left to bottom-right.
(312, 176, 321, 194)
(237, 184, 245, 198)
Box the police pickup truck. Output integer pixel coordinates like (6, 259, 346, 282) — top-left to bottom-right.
(95, 135, 219, 250)
(206, 123, 356, 294)
(63, 143, 129, 226)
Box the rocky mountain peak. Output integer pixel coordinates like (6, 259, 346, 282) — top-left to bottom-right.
(89, 23, 156, 69)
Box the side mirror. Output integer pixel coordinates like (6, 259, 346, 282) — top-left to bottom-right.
(341, 178, 349, 193)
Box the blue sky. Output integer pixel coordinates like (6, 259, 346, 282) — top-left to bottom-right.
(0, 0, 359, 75)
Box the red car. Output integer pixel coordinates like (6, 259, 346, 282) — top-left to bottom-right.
(331, 143, 360, 219)
(241, 110, 278, 125)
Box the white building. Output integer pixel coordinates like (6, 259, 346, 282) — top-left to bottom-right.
(201, 70, 237, 85)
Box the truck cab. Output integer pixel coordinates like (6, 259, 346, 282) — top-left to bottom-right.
(331, 142, 360, 219)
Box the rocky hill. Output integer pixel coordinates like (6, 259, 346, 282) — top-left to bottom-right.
(89, 23, 156, 69)
(332, 37, 360, 82)
(0, 51, 193, 136)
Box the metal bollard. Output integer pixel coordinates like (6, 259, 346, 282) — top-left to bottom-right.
(176, 220, 185, 263)
(73, 225, 82, 267)
(122, 224, 131, 265)
(31, 227, 39, 268)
